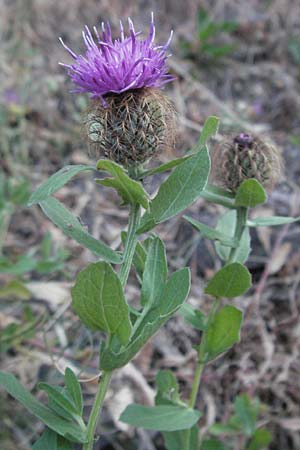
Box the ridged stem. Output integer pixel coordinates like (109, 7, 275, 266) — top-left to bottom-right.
(227, 207, 248, 264)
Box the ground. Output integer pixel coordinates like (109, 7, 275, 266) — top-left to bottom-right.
(1, 0, 300, 449)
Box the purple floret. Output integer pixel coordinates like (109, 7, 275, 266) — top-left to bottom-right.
(59, 13, 175, 105)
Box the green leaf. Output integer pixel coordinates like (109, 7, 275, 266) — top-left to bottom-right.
(40, 197, 121, 264)
(248, 216, 300, 227)
(38, 383, 80, 421)
(205, 263, 251, 298)
(140, 155, 191, 178)
(64, 368, 83, 415)
(202, 439, 228, 450)
(100, 268, 190, 370)
(163, 426, 199, 450)
(179, 304, 206, 331)
(235, 179, 267, 208)
(246, 428, 272, 450)
(141, 237, 167, 307)
(96, 160, 148, 209)
(209, 422, 241, 435)
(204, 305, 243, 362)
(155, 370, 180, 406)
(0, 371, 86, 443)
(215, 210, 251, 263)
(120, 404, 201, 431)
(184, 215, 237, 247)
(0, 254, 37, 275)
(0, 280, 31, 300)
(198, 116, 219, 147)
(138, 147, 210, 233)
(234, 394, 257, 437)
(28, 165, 94, 206)
(71, 262, 131, 345)
(33, 429, 74, 450)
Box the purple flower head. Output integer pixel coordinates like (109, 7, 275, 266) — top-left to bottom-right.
(59, 13, 175, 105)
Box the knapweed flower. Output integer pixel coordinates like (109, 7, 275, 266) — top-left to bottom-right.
(211, 133, 282, 192)
(59, 14, 176, 167)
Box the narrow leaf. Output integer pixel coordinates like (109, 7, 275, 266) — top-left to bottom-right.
(205, 263, 251, 298)
(97, 160, 148, 208)
(204, 305, 243, 361)
(155, 370, 180, 406)
(179, 304, 206, 331)
(184, 215, 237, 247)
(235, 179, 267, 208)
(28, 165, 94, 206)
(71, 262, 132, 345)
(246, 428, 272, 450)
(140, 155, 191, 178)
(0, 371, 86, 443)
(202, 439, 228, 450)
(64, 368, 83, 415)
(32, 428, 58, 450)
(198, 116, 220, 147)
(40, 197, 121, 264)
(38, 383, 79, 420)
(141, 237, 167, 306)
(138, 147, 210, 232)
(120, 404, 201, 431)
(234, 394, 257, 437)
(248, 216, 300, 227)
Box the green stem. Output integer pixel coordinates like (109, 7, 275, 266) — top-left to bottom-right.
(83, 204, 140, 450)
(119, 203, 141, 288)
(83, 371, 112, 450)
(227, 207, 248, 264)
(183, 299, 219, 450)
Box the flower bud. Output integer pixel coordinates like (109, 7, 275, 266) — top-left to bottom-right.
(211, 133, 282, 192)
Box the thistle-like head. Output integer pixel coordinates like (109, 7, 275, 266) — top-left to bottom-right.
(212, 133, 283, 192)
(59, 14, 176, 167)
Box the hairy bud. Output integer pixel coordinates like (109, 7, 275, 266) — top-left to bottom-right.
(84, 88, 176, 167)
(211, 133, 282, 192)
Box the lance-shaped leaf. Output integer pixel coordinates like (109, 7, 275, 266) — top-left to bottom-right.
(203, 305, 243, 362)
(248, 216, 300, 227)
(184, 215, 237, 247)
(64, 368, 83, 416)
(139, 155, 191, 179)
(100, 268, 190, 370)
(0, 371, 87, 443)
(71, 262, 132, 345)
(202, 439, 229, 450)
(96, 160, 149, 209)
(33, 429, 74, 450)
(138, 147, 210, 233)
(246, 429, 272, 450)
(155, 370, 181, 406)
(38, 383, 80, 422)
(120, 404, 201, 431)
(215, 210, 251, 263)
(205, 263, 251, 298)
(40, 197, 121, 264)
(140, 237, 167, 307)
(28, 165, 94, 206)
(235, 179, 267, 208)
(198, 116, 220, 147)
(179, 304, 206, 331)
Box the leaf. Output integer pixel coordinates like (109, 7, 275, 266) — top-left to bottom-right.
(179, 304, 206, 331)
(0, 280, 31, 299)
(202, 439, 229, 450)
(0, 254, 37, 275)
(209, 422, 241, 436)
(200, 184, 236, 209)
(184, 215, 237, 247)
(246, 428, 272, 450)
(215, 211, 251, 263)
(235, 179, 267, 208)
(138, 147, 210, 233)
(100, 268, 190, 370)
(40, 197, 121, 264)
(162, 426, 199, 450)
(33, 429, 74, 450)
(0, 371, 86, 443)
(140, 155, 191, 178)
(248, 216, 300, 227)
(204, 305, 242, 362)
(198, 116, 219, 147)
(71, 262, 131, 345)
(96, 160, 148, 209)
(141, 237, 167, 307)
(205, 263, 251, 298)
(38, 383, 80, 421)
(64, 368, 83, 415)
(120, 404, 201, 431)
(28, 165, 94, 206)
(234, 394, 257, 437)
(155, 370, 180, 406)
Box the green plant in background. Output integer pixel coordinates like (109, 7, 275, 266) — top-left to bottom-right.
(181, 7, 238, 60)
(1, 14, 299, 450)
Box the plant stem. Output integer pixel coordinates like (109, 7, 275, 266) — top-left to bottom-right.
(227, 207, 248, 264)
(83, 371, 112, 450)
(183, 299, 219, 450)
(83, 204, 140, 449)
(119, 203, 141, 288)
